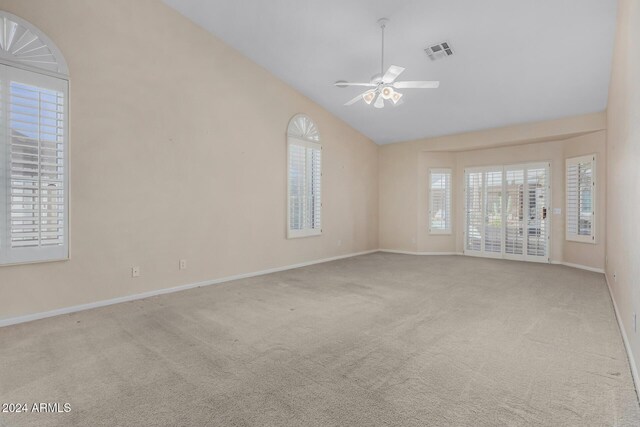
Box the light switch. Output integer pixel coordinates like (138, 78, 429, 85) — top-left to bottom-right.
(553, 208, 562, 215)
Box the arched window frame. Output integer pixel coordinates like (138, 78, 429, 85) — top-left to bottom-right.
(286, 114, 322, 239)
(0, 11, 69, 265)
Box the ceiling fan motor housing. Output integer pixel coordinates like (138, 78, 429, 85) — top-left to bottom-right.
(370, 73, 383, 84)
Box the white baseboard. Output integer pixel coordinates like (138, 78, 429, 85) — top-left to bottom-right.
(0, 249, 609, 330)
(550, 261, 605, 274)
(379, 249, 463, 256)
(378, 251, 605, 274)
(605, 273, 640, 398)
(0, 249, 378, 328)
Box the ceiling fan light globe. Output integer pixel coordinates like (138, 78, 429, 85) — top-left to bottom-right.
(391, 91, 403, 104)
(381, 86, 394, 100)
(363, 92, 376, 104)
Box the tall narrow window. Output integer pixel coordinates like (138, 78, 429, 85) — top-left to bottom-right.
(287, 115, 321, 238)
(566, 154, 596, 243)
(0, 11, 69, 265)
(429, 168, 452, 234)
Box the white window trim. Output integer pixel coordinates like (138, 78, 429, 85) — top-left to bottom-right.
(286, 137, 322, 239)
(463, 162, 551, 263)
(0, 11, 69, 78)
(0, 65, 69, 266)
(0, 11, 70, 266)
(429, 168, 452, 235)
(565, 154, 596, 244)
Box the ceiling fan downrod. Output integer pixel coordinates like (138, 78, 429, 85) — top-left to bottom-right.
(378, 18, 388, 77)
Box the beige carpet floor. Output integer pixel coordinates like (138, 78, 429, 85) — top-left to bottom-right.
(0, 253, 638, 426)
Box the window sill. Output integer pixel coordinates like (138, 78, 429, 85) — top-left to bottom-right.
(429, 230, 452, 235)
(0, 256, 69, 267)
(287, 229, 322, 239)
(565, 237, 597, 245)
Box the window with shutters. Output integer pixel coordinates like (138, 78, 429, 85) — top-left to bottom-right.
(464, 163, 549, 262)
(286, 115, 321, 238)
(566, 154, 596, 243)
(0, 11, 69, 265)
(429, 168, 452, 234)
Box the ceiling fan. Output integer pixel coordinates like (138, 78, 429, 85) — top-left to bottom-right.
(335, 18, 439, 108)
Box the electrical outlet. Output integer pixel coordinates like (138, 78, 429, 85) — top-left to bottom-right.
(131, 266, 140, 277)
(179, 259, 187, 270)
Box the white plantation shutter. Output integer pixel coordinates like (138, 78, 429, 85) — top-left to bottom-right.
(310, 146, 321, 229)
(465, 163, 549, 262)
(0, 64, 68, 265)
(287, 137, 321, 238)
(465, 171, 482, 251)
(286, 115, 321, 239)
(484, 169, 503, 253)
(288, 144, 305, 232)
(526, 165, 548, 256)
(566, 155, 596, 243)
(504, 168, 524, 255)
(429, 168, 451, 233)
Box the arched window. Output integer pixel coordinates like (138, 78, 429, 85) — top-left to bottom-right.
(0, 11, 69, 265)
(287, 114, 321, 238)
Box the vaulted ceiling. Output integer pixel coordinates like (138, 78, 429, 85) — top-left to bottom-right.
(163, 0, 617, 144)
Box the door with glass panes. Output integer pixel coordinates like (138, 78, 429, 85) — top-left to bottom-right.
(464, 163, 550, 263)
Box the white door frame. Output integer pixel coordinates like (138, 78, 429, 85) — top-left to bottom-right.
(464, 162, 551, 263)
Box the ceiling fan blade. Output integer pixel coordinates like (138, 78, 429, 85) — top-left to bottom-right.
(335, 82, 376, 87)
(382, 65, 405, 83)
(373, 94, 384, 109)
(344, 89, 375, 106)
(344, 94, 363, 106)
(393, 81, 440, 89)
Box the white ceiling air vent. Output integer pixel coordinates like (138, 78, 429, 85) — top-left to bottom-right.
(425, 42, 453, 60)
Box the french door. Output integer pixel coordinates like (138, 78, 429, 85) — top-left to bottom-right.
(464, 163, 550, 263)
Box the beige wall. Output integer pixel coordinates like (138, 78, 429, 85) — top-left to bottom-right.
(378, 143, 419, 251)
(379, 115, 607, 269)
(0, 0, 379, 321)
(606, 0, 640, 375)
